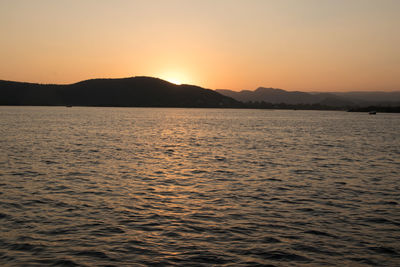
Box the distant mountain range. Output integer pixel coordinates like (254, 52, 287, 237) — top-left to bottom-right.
(1, 77, 399, 110)
(216, 87, 400, 107)
(0, 77, 241, 108)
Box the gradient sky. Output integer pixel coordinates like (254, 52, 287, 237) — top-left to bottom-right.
(1, 0, 399, 91)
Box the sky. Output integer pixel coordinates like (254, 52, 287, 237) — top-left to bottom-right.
(0, 0, 399, 92)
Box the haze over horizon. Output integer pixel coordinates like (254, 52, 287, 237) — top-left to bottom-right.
(1, 0, 399, 92)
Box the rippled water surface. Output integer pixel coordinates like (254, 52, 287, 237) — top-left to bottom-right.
(1, 106, 400, 266)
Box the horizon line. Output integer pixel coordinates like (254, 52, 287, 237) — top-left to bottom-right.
(1, 76, 399, 93)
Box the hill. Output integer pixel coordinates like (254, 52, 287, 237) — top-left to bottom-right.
(0, 77, 242, 108)
(329, 91, 400, 106)
(216, 87, 400, 107)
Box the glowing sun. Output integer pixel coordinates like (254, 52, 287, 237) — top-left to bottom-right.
(165, 77, 182, 85)
(158, 71, 191, 85)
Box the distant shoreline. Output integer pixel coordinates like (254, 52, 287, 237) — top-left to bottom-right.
(1, 104, 400, 113)
(1, 77, 399, 112)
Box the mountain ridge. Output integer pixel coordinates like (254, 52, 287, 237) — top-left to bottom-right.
(1, 76, 399, 110)
(216, 87, 400, 107)
(0, 76, 242, 108)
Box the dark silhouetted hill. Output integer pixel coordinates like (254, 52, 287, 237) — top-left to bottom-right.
(0, 77, 242, 108)
(217, 87, 311, 103)
(216, 87, 400, 107)
(330, 91, 400, 106)
(216, 87, 353, 106)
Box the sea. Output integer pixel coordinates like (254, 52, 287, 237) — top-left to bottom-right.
(0, 106, 399, 266)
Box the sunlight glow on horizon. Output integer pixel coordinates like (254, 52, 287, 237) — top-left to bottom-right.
(157, 71, 193, 86)
(0, 0, 399, 92)
(164, 78, 182, 85)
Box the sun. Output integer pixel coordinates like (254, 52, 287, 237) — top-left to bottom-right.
(165, 77, 182, 85)
(158, 71, 191, 85)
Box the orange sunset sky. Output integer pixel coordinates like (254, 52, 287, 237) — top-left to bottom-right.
(1, 0, 399, 92)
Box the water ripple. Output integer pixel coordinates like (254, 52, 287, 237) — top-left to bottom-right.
(0, 107, 399, 266)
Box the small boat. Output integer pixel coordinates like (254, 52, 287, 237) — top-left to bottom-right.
(369, 111, 376, 115)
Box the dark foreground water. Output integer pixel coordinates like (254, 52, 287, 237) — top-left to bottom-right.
(1, 107, 399, 266)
